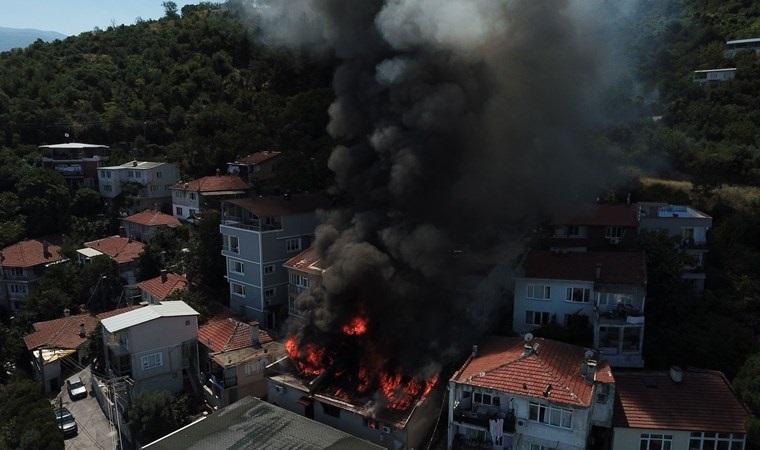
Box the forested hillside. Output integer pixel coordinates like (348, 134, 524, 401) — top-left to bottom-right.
(2, 0, 760, 445)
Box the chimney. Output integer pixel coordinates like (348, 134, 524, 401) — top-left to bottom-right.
(669, 366, 683, 383)
(471, 345, 478, 357)
(127, 236, 132, 243)
(216, 168, 221, 176)
(582, 359, 598, 382)
(132, 160, 138, 167)
(79, 323, 86, 337)
(154, 203, 158, 212)
(42, 240, 50, 258)
(251, 321, 260, 347)
(63, 308, 70, 317)
(160, 269, 168, 283)
(118, 226, 127, 237)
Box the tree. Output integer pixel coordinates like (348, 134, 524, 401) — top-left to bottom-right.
(162, 1, 179, 19)
(165, 290, 209, 325)
(0, 379, 64, 449)
(16, 168, 70, 237)
(71, 187, 104, 217)
(127, 390, 189, 444)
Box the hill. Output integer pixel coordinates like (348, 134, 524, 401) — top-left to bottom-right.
(0, 26, 67, 52)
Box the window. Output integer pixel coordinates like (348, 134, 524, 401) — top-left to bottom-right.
(640, 434, 673, 450)
(223, 235, 239, 253)
(566, 287, 591, 303)
(150, 185, 158, 192)
(176, 206, 183, 216)
(244, 360, 264, 376)
(11, 267, 23, 277)
(681, 227, 695, 244)
(190, 192, 196, 200)
(264, 288, 276, 298)
(321, 403, 341, 418)
(473, 391, 500, 407)
(525, 311, 550, 326)
(599, 292, 632, 306)
(526, 284, 551, 300)
(174, 191, 182, 198)
(567, 225, 581, 237)
(156, 171, 162, 178)
(528, 403, 572, 429)
(596, 384, 609, 403)
(231, 282, 245, 297)
(9, 284, 27, 294)
(605, 227, 624, 239)
(141, 352, 163, 370)
(290, 273, 310, 288)
(264, 265, 275, 275)
(689, 432, 745, 450)
(104, 185, 112, 192)
(286, 238, 301, 253)
(230, 259, 245, 274)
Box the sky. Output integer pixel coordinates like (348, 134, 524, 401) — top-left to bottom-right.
(0, 1, 203, 36)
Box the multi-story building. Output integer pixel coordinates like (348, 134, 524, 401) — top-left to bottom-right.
(170, 173, 250, 222)
(121, 209, 180, 243)
(100, 301, 200, 396)
(447, 335, 615, 450)
(197, 319, 285, 408)
(98, 160, 180, 213)
(638, 202, 712, 294)
(39, 142, 109, 189)
(283, 246, 328, 321)
(612, 367, 749, 450)
(0, 237, 67, 312)
(693, 68, 736, 85)
(226, 151, 282, 187)
(513, 250, 648, 368)
(547, 204, 639, 251)
(219, 194, 331, 330)
(77, 236, 145, 303)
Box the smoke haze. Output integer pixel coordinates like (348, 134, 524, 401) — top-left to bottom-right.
(253, 0, 637, 381)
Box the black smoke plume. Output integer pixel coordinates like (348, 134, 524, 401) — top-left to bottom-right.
(254, 0, 635, 386)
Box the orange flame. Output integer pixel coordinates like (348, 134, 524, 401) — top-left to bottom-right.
(342, 316, 368, 335)
(285, 336, 325, 376)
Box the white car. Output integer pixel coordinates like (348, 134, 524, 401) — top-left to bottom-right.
(66, 376, 87, 400)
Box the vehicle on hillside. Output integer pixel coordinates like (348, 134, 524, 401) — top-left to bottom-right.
(66, 375, 87, 400)
(55, 407, 78, 437)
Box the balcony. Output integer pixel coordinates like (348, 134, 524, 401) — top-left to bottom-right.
(222, 216, 282, 232)
(596, 304, 644, 326)
(452, 406, 515, 433)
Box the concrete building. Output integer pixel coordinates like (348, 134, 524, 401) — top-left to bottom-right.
(548, 204, 640, 251)
(137, 271, 189, 304)
(226, 151, 282, 187)
(77, 236, 145, 303)
(0, 236, 67, 312)
(170, 173, 250, 222)
(283, 246, 329, 321)
(121, 209, 180, 243)
(98, 160, 180, 213)
(39, 142, 109, 189)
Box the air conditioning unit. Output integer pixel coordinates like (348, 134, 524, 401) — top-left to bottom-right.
(516, 419, 526, 428)
(274, 385, 285, 395)
(381, 425, 392, 434)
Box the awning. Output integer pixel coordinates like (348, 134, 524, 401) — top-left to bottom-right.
(39, 348, 76, 364)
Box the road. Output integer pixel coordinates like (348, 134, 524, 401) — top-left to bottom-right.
(53, 367, 120, 450)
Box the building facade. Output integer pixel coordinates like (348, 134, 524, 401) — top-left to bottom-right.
(39, 142, 109, 189)
(98, 160, 180, 213)
(121, 209, 180, 243)
(0, 237, 66, 312)
(219, 194, 330, 330)
(170, 173, 251, 222)
(283, 247, 328, 321)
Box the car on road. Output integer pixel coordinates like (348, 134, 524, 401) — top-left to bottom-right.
(66, 375, 87, 400)
(55, 407, 78, 437)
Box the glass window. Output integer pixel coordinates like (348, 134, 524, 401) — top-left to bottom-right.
(527, 284, 551, 300)
(286, 238, 301, 253)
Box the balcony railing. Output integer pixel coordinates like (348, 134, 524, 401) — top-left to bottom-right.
(222, 217, 282, 232)
(452, 406, 515, 433)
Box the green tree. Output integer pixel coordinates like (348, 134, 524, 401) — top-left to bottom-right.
(165, 290, 209, 325)
(162, 1, 179, 19)
(127, 390, 190, 444)
(71, 187, 104, 217)
(16, 168, 71, 237)
(0, 379, 64, 449)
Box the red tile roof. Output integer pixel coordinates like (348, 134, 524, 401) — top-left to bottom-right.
(234, 151, 282, 165)
(553, 204, 639, 227)
(521, 250, 647, 285)
(0, 236, 66, 268)
(123, 210, 180, 227)
(226, 194, 331, 217)
(84, 236, 144, 265)
(137, 272, 189, 301)
(451, 336, 611, 408)
(173, 175, 250, 193)
(614, 368, 749, 433)
(198, 318, 274, 354)
(283, 247, 329, 275)
(24, 313, 99, 351)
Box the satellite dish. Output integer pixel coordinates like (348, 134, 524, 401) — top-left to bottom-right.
(584, 350, 595, 360)
(524, 333, 534, 342)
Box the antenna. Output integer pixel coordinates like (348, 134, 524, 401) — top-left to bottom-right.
(524, 332, 534, 342)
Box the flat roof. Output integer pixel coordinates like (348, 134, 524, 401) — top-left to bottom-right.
(101, 301, 198, 332)
(76, 248, 104, 258)
(693, 68, 736, 73)
(39, 142, 109, 149)
(726, 38, 760, 44)
(143, 396, 383, 450)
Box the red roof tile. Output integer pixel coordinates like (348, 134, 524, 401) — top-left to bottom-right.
(451, 336, 608, 408)
(24, 313, 99, 351)
(0, 236, 66, 268)
(137, 272, 189, 301)
(173, 175, 250, 193)
(84, 236, 144, 265)
(614, 368, 749, 433)
(198, 318, 274, 354)
(553, 204, 639, 227)
(234, 151, 282, 165)
(283, 247, 329, 275)
(521, 250, 647, 285)
(226, 194, 331, 217)
(123, 210, 180, 227)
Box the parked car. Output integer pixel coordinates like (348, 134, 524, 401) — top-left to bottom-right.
(66, 375, 87, 400)
(55, 407, 78, 437)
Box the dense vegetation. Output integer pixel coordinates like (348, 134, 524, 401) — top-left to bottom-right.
(2, 0, 760, 445)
